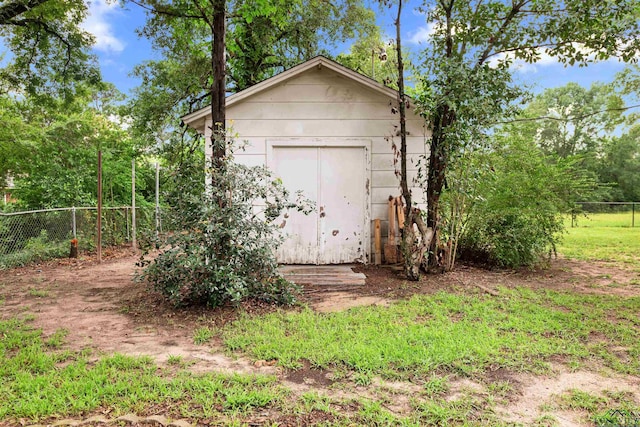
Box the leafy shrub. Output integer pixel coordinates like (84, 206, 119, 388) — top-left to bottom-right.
(138, 146, 311, 308)
(447, 137, 591, 268)
(0, 230, 68, 269)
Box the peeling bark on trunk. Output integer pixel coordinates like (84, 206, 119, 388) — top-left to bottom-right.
(403, 208, 434, 280)
(394, 0, 433, 280)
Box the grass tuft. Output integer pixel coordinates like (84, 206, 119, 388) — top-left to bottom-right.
(423, 375, 449, 397)
(193, 326, 215, 345)
(28, 288, 49, 298)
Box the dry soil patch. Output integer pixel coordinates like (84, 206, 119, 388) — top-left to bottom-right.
(496, 364, 640, 426)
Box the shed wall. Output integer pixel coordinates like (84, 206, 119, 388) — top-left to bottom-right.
(205, 66, 430, 262)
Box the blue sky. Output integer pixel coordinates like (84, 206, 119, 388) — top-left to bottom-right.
(83, 0, 631, 96)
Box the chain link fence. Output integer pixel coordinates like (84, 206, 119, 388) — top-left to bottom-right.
(571, 202, 638, 228)
(0, 206, 158, 269)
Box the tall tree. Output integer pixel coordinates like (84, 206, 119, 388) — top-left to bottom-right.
(226, 0, 376, 91)
(385, 0, 434, 279)
(0, 92, 32, 186)
(414, 0, 640, 272)
(334, 27, 397, 85)
(520, 82, 626, 158)
(499, 78, 638, 202)
(599, 125, 640, 202)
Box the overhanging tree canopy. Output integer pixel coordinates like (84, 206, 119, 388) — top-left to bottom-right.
(411, 0, 640, 274)
(0, 0, 99, 100)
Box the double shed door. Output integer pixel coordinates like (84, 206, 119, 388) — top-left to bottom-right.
(272, 145, 367, 264)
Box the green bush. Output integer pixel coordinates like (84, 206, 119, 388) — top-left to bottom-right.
(0, 230, 68, 269)
(138, 147, 311, 307)
(450, 137, 589, 268)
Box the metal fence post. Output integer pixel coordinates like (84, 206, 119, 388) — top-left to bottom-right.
(155, 162, 160, 240)
(97, 151, 102, 263)
(125, 207, 130, 240)
(132, 159, 137, 249)
(72, 206, 77, 239)
(633, 203, 636, 228)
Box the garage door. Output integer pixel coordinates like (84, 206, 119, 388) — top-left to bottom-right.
(273, 146, 366, 264)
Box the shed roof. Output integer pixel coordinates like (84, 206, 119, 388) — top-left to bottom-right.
(181, 56, 401, 132)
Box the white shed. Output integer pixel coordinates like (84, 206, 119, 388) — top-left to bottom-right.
(182, 56, 429, 265)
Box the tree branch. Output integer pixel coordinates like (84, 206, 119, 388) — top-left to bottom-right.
(461, 0, 485, 56)
(495, 104, 640, 124)
(482, 41, 574, 60)
(7, 17, 73, 73)
(519, 8, 567, 14)
(187, 90, 211, 110)
(128, 0, 204, 20)
(0, 0, 49, 24)
(191, 0, 213, 28)
(476, 0, 530, 66)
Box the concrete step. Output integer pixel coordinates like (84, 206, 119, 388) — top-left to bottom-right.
(279, 265, 366, 286)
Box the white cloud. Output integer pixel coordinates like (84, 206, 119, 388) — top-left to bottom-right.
(487, 48, 557, 74)
(408, 24, 437, 45)
(81, 0, 125, 53)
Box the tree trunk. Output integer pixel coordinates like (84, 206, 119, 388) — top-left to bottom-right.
(425, 104, 453, 270)
(395, 0, 410, 212)
(393, 0, 433, 280)
(403, 207, 434, 280)
(209, 0, 226, 212)
(210, 0, 226, 168)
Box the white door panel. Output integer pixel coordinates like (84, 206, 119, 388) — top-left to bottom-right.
(318, 147, 365, 264)
(273, 147, 319, 264)
(273, 145, 366, 264)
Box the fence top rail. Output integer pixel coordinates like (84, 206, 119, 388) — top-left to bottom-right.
(0, 206, 145, 216)
(74, 206, 137, 211)
(577, 201, 639, 205)
(0, 207, 73, 216)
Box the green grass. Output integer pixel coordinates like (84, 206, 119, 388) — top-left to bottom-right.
(223, 288, 640, 377)
(558, 225, 640, 267)
(167, 354, 184, 365)
(568, 211, 638, 228)
(28, 288, 49, 298)
(0, 317, 286, 423)
(553, 389, 640, 426)
(423, 375, 449, 397)
(193, 326, 215, 345)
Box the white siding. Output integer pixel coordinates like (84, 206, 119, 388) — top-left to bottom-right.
(205, 66, 430, 262)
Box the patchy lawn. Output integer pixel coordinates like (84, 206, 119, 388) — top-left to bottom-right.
(0, 244, 639, 426)
(223, 288, 640, 376)
(0, 317, 285, 422)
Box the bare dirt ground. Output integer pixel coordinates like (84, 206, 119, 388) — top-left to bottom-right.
(1, 249, 639, 426)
